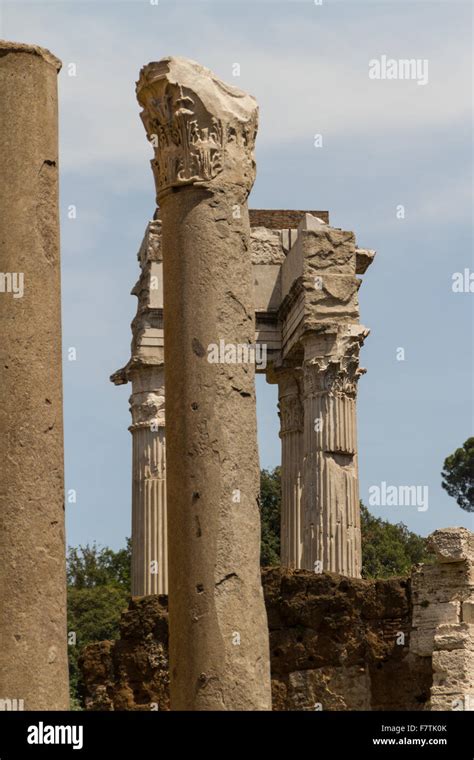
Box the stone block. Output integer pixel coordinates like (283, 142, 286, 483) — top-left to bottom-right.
(302, 227, 356, 275)
(428, 527, 474, 563)
(410, 627, 436, 657)
(411, 563, 474, 604)
(432, 649, 474, 693)
(412, 600, 460, 628)
(287, 666, 371, 711)
(433, 623, 474, 652)
(462, 600, 474, 623)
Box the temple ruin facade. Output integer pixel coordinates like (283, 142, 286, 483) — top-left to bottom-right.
(2, 44, 472, 715)
(113, 208, 375, 595)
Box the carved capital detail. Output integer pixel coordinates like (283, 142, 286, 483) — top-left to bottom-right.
(138, 218, 162, 265)
(129, 390, 165, 430)
(304, 357, 365, 399)
(278, 394, 304, 434)
(136, 57, 258, 197)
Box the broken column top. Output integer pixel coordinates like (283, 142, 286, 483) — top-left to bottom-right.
(427, 527, 474, 563)
(0, 39, 61, 70)
(136, 55, 258, 198)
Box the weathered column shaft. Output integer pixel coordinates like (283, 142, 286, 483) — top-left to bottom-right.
(130, 367, 167, 596)
(302, 329, 364, 577)
(137, 57, 271, 710)
(278, 371, 304, 568)
(0, 42, 69, 709)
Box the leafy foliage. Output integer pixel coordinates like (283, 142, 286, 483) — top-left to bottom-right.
(260, 467, 281, 566)
(67, 539, 132, 589)
(441, 437, 474, 513)
(67, 541, 131, 708)
(359, 504, 433, 579)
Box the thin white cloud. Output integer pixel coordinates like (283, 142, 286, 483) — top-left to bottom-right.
(2, 0, 470, 176)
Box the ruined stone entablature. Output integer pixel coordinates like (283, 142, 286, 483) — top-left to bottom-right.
(250, 226, 286, 265)
(136, 56, 258, 198)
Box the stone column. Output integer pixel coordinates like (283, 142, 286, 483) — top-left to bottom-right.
(0, 42, 69, 709)
(111, 218, 168, 596)
(137, 56, 271, 710)
(129, 366, 167, 596)
(277, 369, 304, 569)
(302, 326, 367, 577)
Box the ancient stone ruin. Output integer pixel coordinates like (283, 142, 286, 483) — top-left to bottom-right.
(80, 527, 474, 711)
(1, 47, 472, 713)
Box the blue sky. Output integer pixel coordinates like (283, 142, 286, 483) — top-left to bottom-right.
(2, 0, 472, 549)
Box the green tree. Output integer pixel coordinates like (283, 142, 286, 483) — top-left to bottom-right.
(67, 541, 131, 708)
(360, 504, 433, 579)
(260, 467, 281, 566)
(258, 468, 433, 577)
(67, 539, 131, 589)
(441, 437, 474, 513)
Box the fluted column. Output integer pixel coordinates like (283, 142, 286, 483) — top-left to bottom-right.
(137, 56, 271, 710)
(129, 365, 167, 596)
(302, 326, 367, 577)
(278, 370, 304, 569)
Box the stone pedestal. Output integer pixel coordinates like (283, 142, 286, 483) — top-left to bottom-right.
(0, 42, 69, 709)
(130, 366, 167, 596)
(137, 56, 272, 710)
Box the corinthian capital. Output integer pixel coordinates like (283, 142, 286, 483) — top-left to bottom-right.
(304, 356, 366, 399)
(279, 394, 304, 435)
(136, 56, 258, 199)
(129, 390, 165, 431)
